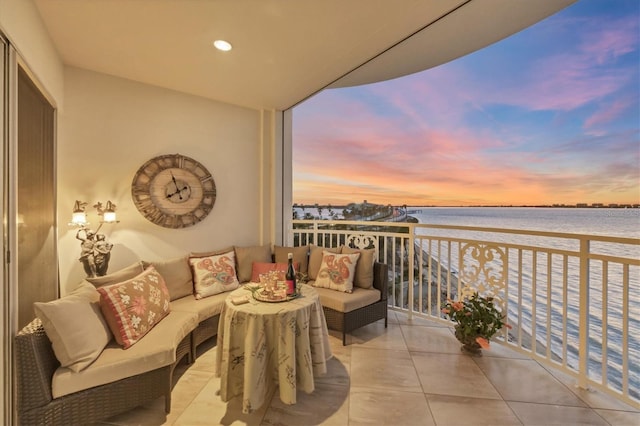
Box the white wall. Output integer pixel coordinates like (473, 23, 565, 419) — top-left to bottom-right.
(58, 67, 271, 293)
(0, 0, 64, 108)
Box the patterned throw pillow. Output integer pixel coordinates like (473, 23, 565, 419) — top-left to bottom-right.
(97, 266, 171, 349)
(312, 251, 360, 293)
(189, 250, 240, 299)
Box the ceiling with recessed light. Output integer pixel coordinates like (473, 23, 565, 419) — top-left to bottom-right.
(33, 0, 575, 111)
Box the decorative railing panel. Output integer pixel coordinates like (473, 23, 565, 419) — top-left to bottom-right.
(291, 220, 640, 407)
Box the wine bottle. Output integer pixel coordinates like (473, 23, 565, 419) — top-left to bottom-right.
(285, 253, 296, 296)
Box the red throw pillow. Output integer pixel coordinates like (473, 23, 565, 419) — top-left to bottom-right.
(250, 262, 299, 283)
(97, 265, 171, 349)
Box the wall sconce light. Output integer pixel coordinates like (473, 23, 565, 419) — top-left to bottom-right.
(94, 200, 119, 224)
(69, 200, 89, 226)
(69, 200, 119, 278)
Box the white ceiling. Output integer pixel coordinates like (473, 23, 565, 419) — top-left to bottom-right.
(34, 0, 576, 111)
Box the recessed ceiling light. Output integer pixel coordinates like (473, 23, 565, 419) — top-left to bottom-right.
(213, 40, 232, 52)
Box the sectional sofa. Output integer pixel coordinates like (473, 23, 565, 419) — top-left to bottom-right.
(14, 244, 388, 425)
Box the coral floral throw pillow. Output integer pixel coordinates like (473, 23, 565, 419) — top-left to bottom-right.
(97, 265, 171, 349)
(313, 251, 360, 293)
(189, 250, 240, 299)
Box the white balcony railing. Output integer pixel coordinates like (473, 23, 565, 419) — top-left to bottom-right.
(291, 219, 640, 407)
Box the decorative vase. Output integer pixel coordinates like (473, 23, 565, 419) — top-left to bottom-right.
(454, 326, 483, 356)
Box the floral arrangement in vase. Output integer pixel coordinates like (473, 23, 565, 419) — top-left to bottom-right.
(441, 292, 510, 354)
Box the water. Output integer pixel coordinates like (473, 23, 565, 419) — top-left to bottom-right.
(409, 206, 640, 238)
(409, 207, 639, 401)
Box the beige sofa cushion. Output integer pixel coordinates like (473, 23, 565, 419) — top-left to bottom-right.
(313, 285, 381, 313)
(170, 291, 228, 322)
(234, 245, 272, 282)
(274, 245, 309, 274)
(142, 256, 193, 301)
(190, 246, 234, 258)
(34, 281, 112, 372)
(86, 261, 145, 287)
(308, 245, 341, 280)
(51, 310, 198, 398)
(342, 247, 376, 289)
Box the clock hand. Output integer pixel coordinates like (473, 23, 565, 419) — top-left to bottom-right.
(175, 185, 191, 200)
(170, 172, 180, 191)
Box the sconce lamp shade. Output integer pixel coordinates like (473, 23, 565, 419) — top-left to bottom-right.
(103, 211, 117, 223)
(102, 200, 118, 223)
(70, 200, 88, 226)
(71, 211, 87, 225)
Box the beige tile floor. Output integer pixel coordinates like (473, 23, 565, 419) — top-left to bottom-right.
(97, 310, 640, 426)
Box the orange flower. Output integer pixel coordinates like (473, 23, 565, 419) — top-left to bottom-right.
(452, 301, 464, 311)
(442, 308, 450, 314)
(475, 336, 490, 349)
(505, 323, 513, 329)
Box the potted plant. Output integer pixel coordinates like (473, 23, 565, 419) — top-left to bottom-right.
(441, 293, 510, 355)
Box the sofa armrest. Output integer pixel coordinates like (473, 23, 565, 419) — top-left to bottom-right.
(14, 319, 58, 413)
(372, 262, 388, 301)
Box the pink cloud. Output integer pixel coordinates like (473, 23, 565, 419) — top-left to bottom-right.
(584, 97, 634, 130)
(580, 15, 638, 64)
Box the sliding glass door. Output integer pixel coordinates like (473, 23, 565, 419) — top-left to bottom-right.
(16, 65, 57, 329)
(0, 34, 57, 424)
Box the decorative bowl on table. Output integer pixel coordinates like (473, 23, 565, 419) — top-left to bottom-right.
(252, 271, 299, 302)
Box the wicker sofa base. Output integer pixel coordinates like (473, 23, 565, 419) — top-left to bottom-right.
(19, 364, 172, 426)
(323, 299, 388, 345)
(191, 315, 220, 358)
(320, 262, 389, 346)
(15, 315, 218, 426)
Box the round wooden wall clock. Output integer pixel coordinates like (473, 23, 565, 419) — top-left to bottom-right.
(131, 154, 216, 228)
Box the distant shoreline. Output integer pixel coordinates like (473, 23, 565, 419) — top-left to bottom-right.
(294, 204, 640, 209)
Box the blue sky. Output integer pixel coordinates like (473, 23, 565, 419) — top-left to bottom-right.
(293, 0, 639, 206)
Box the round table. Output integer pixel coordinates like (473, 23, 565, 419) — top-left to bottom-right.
(215, 284, 332, 413)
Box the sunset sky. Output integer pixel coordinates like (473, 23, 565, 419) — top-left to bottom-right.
(293, 0, 639, 207)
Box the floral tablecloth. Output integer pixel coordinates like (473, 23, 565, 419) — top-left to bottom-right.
(215, 284, 332, 413)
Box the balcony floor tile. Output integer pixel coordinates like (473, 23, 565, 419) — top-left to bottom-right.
(95, 310, 638, 426)
(507, 401, 610, 425)
(412, 352, 502, 400)
(426, 394, 522, 426)
(475, 357, 589, 407)
(350, 347, 423, 393)
(401, 324, 467, 354)
(349, 387, 434, 425)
